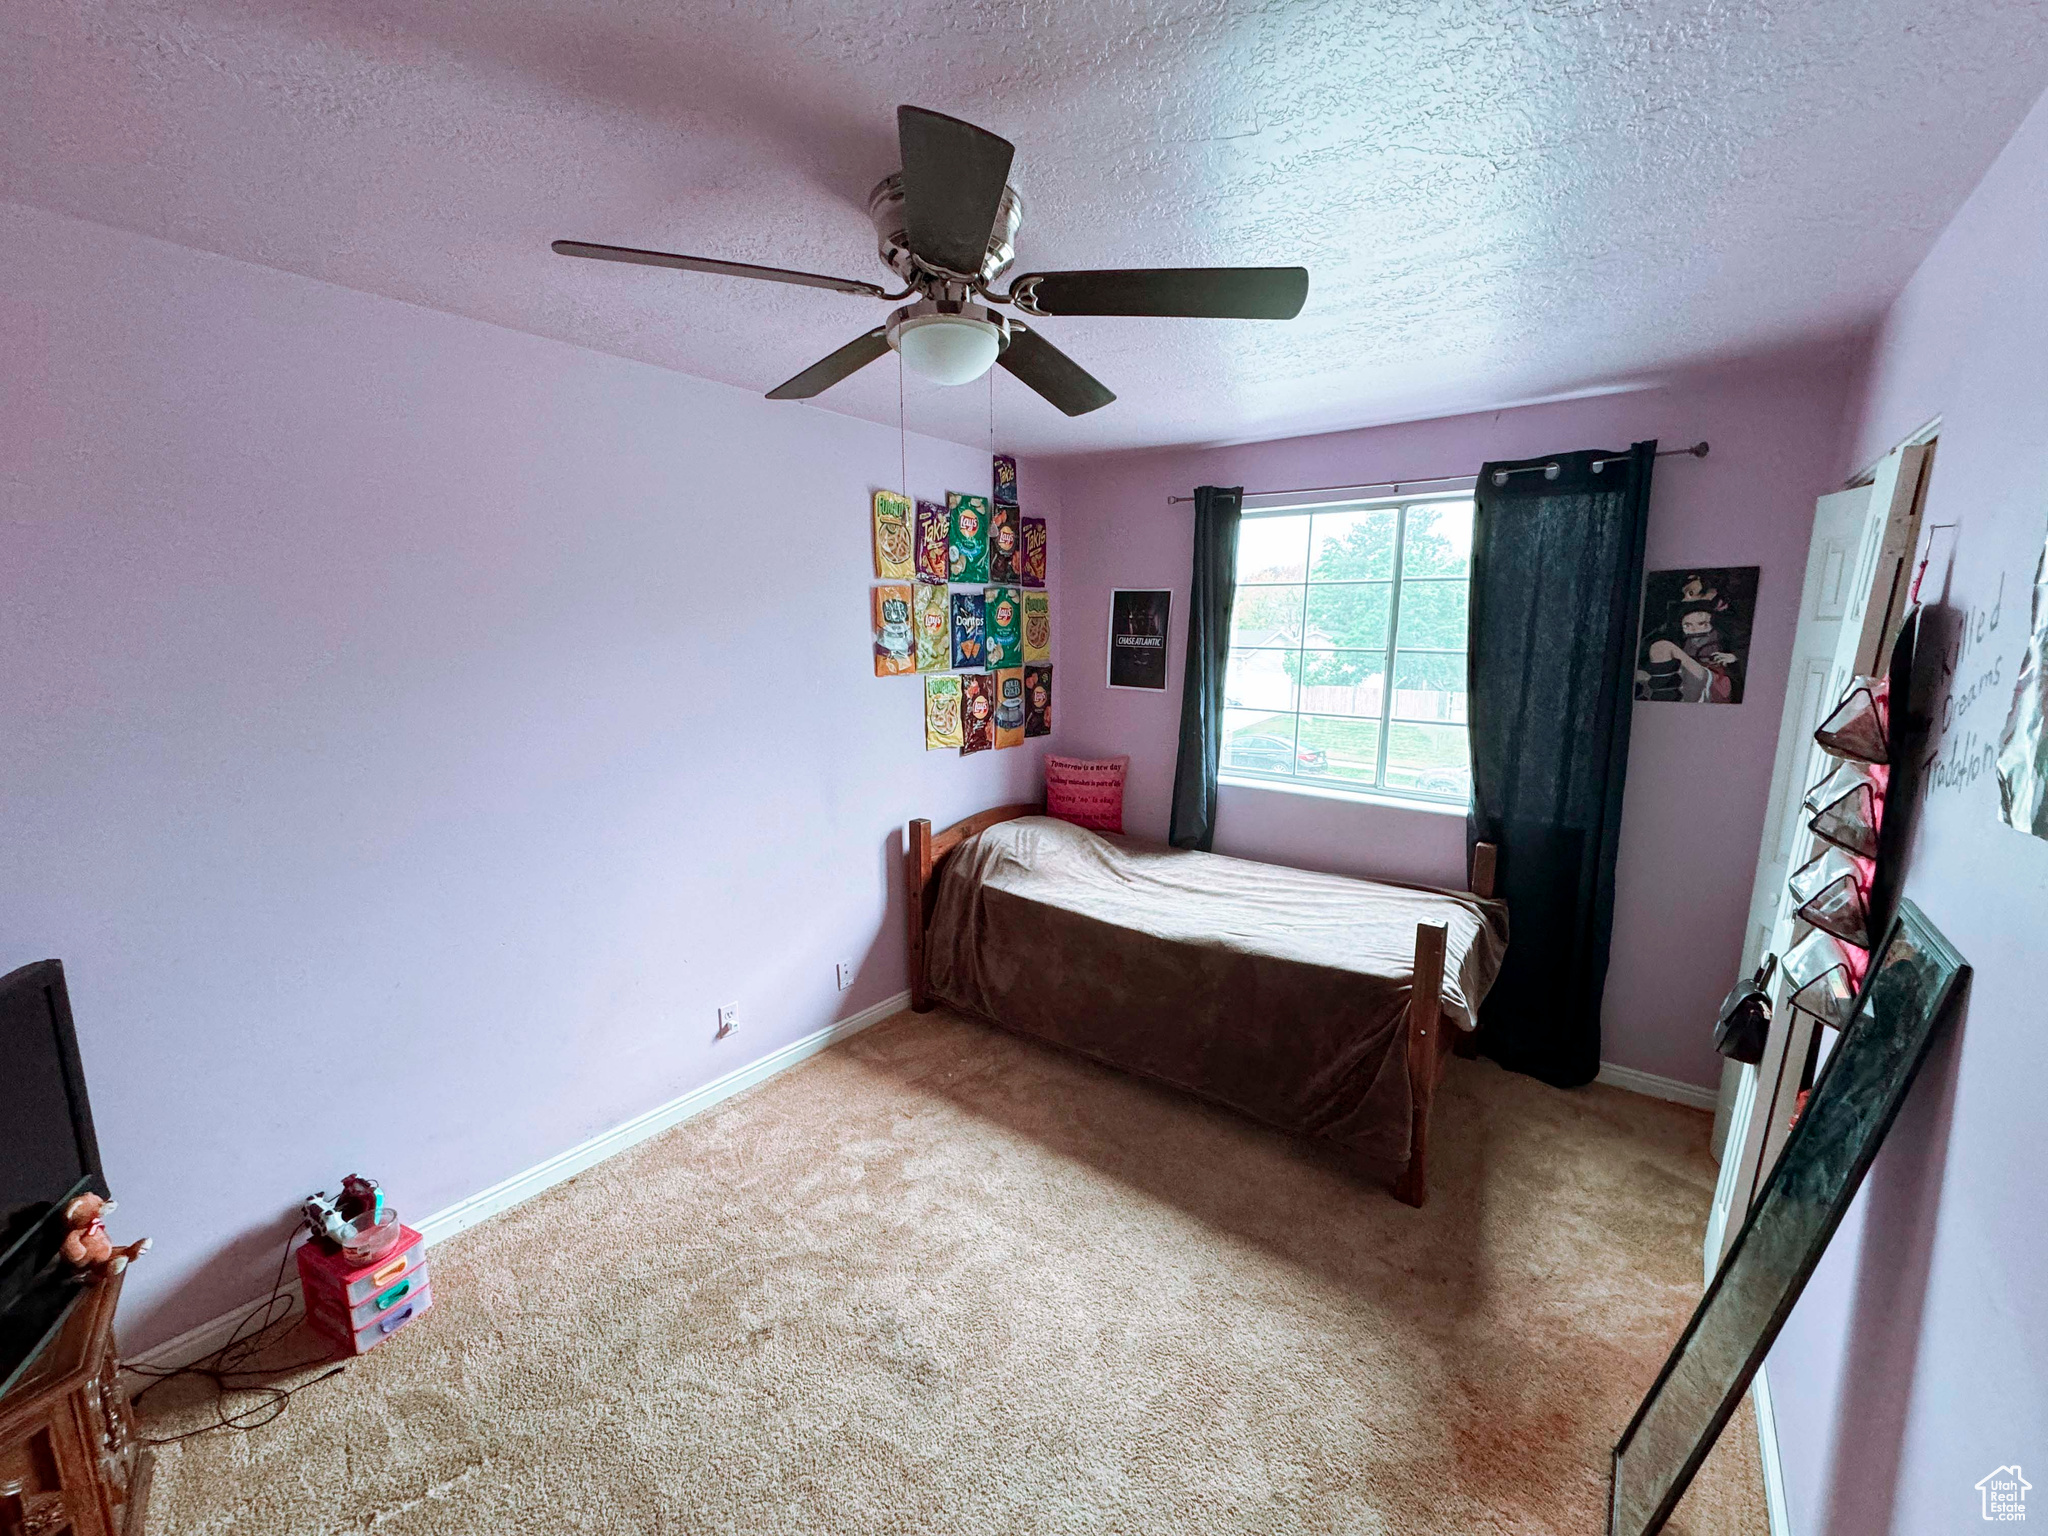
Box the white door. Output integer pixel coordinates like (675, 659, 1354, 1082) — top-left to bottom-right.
(1703, 443, 1931, 1280)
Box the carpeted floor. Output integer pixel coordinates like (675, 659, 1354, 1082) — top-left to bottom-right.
(139, 1007, 1765, 1534)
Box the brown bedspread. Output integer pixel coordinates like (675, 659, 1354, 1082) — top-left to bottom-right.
(924, 816, 1510, 1163)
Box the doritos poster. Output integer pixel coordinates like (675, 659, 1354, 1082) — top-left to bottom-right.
(924, 674, 962, 750)
(950, 590, 985, 670)
(1021, 516, 1047, 588)
(959, 673, 995, 754)
(914, 498, 949, 585)
(984, 585, 1021, 669)
(1022, 591, 1051, 664)
(871, 584, 915, 677)
(994, 667, 1025, 749)
(914, 581, 950, 672)
(993, 452, 1018, 506)
(989, 505, 1020, 583)
(949, 492, 989, 583)
(1024, 665, 1053, 737)
(872, 490, 913, 581)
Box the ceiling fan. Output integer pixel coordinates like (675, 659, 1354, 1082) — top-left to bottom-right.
(553, 105, 1309, 417)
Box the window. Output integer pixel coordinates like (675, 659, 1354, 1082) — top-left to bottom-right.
(1222, 490, 1474, 804)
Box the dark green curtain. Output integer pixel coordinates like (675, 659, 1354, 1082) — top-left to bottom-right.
(1169, 485, 1243, 850)
(1468, 443, 1654, 1087)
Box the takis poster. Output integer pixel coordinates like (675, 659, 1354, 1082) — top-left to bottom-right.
(1021, 516, 1047, 588)
(915, 498, 949, 585)
(992, 452, 1018, 507)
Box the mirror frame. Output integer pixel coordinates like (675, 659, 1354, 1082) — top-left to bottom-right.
(1608, 897, 1968, 1535)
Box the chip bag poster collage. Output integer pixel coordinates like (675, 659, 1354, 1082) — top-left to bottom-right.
(871, 454, 1052, 755)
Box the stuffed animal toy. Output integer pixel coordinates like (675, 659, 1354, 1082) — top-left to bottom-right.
(59, 1193, 151, 1277)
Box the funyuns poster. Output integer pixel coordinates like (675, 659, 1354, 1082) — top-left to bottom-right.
(914, 581, 950, 672)
(1996, 532, 2048, 837)
(959, 673, 995, 754)
(1024, 665, 1053, 737)
(924, 674, 963, 750)
(984, 585, 1022, 669)
(871, 584, 915, 677)
(1022, 591, 1051, 663)
(951, 589, 986, 670)
(871, 490, 913, 581)
(949, 493, 990, 583)
(994, 666, 1025, 749)
(915, 499, 949, 585)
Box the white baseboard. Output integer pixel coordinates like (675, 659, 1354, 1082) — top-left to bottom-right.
(1751, 1362, 1793, 1536)
(1596, 1061, 1721, 1111)
(125, 991, 910, 1376)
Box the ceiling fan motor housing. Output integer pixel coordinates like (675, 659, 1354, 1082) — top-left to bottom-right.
(868, 173, 1023, 290)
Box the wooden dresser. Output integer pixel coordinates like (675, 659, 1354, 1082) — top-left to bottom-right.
(0, 1273, 151, 1536)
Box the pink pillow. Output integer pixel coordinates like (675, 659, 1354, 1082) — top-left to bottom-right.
(1045, 755, 1129, 834)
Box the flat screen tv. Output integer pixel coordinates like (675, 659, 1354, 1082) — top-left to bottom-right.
(0, 959, 107, 1392)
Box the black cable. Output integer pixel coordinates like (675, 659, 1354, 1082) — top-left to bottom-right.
(131, 1219, 350, 1444)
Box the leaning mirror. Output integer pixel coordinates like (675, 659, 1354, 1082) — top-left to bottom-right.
(1609, 898, 1968, 1536)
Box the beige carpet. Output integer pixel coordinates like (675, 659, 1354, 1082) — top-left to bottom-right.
(140, 1008, 1765, 1534)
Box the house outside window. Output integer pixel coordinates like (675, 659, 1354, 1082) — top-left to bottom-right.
(1222, 489, 1473, 804)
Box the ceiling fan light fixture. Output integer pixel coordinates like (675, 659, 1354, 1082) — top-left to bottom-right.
(888, 302, 1009, 386)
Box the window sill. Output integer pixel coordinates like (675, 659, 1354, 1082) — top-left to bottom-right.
(1218, 774, 1471, 817)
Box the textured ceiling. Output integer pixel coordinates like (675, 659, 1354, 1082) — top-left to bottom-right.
(5, 0, 2046, 454)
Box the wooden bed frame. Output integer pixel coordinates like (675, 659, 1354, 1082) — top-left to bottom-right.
(905, 805, 1499, 1209)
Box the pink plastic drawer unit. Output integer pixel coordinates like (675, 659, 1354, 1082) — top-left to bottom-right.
(310, 1267, 430, 1332)
(309, 1281, 434, 1357)
(296, 1223, 431, 1357)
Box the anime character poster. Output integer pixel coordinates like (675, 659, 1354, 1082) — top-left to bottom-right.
(994, 667, 1025, 749)
(871, 584, 916, 677)
(949, 492, 990, 583)
(914, 498, 949, 585)
(992, 452, 1018, 507)
(984, 585, 1022, 669)
(1021, 516, 1047, 588)
(1634, 567, 1759, 704)
(950, 589, 986, 670)
(872, 490, 913, 581)
(1107, 589, 1172, 690)
(924, 674, 963, 750)
(1024, 665, 1053, 737)
(1997, 533, 2048, 837)
(989, 505, 1021, 584)
(959, 673, 995, 754)
(1022, 591, 1051, 664)
(914, 581, 951, 672)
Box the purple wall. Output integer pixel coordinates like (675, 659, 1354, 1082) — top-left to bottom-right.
(0, 200, 1062, 1352)
(1764, 87, 2048, 1536)
(1047, 364, 1855, 1090)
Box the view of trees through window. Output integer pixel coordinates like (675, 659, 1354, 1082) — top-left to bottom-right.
(1223, 494, 1473, 801)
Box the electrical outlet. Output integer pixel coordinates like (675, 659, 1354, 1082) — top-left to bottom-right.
(716, 1003, 738, 1038)
(835, 960, 855, 992)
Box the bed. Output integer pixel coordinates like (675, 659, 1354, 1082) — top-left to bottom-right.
(906, 806, 1508, 1206)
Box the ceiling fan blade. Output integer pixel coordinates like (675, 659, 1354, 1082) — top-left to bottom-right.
(765, 327, 893, 400)
(1010, 267, 1309, 319)
(551, 240, 889, 299)
(896, 106, 1015, 279)
(997, 325, 1116, 417)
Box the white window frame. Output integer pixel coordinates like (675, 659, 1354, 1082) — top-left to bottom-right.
(1220, 484, 1475, 809)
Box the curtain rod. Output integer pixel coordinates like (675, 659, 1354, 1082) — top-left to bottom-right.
(1163, 441, 1709, 504)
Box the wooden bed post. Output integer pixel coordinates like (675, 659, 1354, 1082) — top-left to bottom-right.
(1393, 921, 1450, 1208)
(1471, 841, 1497, 900)
(907, 818, 934, 1012)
